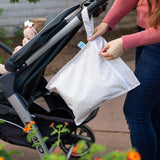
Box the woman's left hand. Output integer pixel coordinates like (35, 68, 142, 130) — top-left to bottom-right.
(100, 38, 125, 60)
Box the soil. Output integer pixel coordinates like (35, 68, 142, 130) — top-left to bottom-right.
(0, 27, 137, 77)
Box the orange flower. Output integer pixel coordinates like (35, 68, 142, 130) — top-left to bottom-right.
(72, 146, 78, 156)
(23, 125, 32, 133)
(23, 121, 35, 133)
(95, 158, 103, 160)
(54, 147, 61, 154)
(64, 122, 69, 125)
(0, 157, 4, 160)
(28, 121, 35, 125)
(49, 122, 54, 127)
(127, 151, 141, 160)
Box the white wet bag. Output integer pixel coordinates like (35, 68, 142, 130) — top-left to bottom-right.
(46, 7, 140, 125)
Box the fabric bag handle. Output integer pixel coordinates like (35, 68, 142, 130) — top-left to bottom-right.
(81, 7, 94, 38)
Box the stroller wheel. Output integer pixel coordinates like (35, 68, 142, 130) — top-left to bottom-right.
(60, 124, 95, 158)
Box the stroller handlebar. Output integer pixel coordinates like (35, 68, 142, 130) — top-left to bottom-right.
(87, 0, 107, 12)
(78, 0, 108, 20)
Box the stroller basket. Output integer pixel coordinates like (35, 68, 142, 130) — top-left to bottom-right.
(0, 0, 108, 159)
(0, 101, 76, 149)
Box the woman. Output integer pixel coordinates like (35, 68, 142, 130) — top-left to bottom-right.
(88, 0, 160, 160)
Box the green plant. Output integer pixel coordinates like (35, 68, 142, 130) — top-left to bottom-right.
(103, 149, 141, 160)
(0, 57, 4, 64)
(23, 121, 141, 160)
(0, 28, 6, 39)
(49, 122, 70, 149)
(4, 39, 13, 49)
(0, 118, 142, 160)
(0, 143, 23, 160)
(0, 27, 13, 55)
(70, 140, 141, 160)
(0, 28, 13, 51)
(0, 9, 3, 16)
(0, 27, 13, 51)
(14, 27, 23, 37)
(78, 142, 106, 160)
(23, 121, 70, 160)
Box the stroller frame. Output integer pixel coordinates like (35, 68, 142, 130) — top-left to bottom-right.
(0, 0, 108, 159)
(0, 73, 49, 157)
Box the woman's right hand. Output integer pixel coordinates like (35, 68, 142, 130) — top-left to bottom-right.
(87, 22, 110, 41)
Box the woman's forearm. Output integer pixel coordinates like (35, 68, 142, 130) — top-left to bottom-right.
(122, 27, 160, 50)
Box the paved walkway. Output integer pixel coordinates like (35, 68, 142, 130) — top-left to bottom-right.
(0, 57, 136, 160)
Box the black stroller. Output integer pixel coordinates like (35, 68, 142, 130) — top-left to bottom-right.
(0, 0, 108, 159)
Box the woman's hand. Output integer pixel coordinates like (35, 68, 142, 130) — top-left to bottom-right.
(100, 38, 125, 60)
(88, 22, 110, 41)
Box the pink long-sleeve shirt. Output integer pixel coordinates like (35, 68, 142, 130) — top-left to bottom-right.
(102, 0, 160, 50)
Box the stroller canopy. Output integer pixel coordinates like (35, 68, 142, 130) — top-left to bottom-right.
(5, 0, 107, 92)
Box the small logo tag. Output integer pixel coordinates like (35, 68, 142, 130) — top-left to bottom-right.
(77, 41, 86, 49)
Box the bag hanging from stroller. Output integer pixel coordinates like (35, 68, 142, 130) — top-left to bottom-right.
(46, 7, 140, 125)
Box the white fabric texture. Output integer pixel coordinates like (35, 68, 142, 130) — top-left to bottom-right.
(46, 7, 140, 125)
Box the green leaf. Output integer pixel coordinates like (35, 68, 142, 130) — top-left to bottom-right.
(0, 57, 4, 64)
(54, 141, 60, 146)
(31, 127, 38, 134)
(42, 137, 49, 143)
(0, 8, 3, 15)
(49, 153, 67, 160)
(0, 28, 6, 39)
(5, 39, 13, 50)
(56, 124, 63, 129)
(61, 128, 70, 133)
(50, 130, 57, 136)
(0, 150, 11, 160)
(0, 143, 6, 150)
(51, 143, 57, 148)
(32, 142, 40, 148)
(26, 132, 35, 143)
(90, 143, 106, 153)
(0, 119, 5, 124)
(8, 150, 23, 157)
(79, 153, 92, 160)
